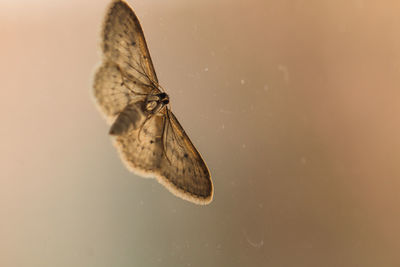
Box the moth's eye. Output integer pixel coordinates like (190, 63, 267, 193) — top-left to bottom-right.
(163, 99, 169, 105)
(159, 92, 167, 99)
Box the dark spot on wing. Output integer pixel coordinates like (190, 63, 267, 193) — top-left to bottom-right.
(131, 41, 136, 46)
(150, 140, 154, 144)
(184, 153, 188, 158)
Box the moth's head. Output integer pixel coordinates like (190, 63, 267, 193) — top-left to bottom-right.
(158, 92, 169, 105)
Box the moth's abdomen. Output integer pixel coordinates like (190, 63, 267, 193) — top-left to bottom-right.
(109, 102, 145, 135)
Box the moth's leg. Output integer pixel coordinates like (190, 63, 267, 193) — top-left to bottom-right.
(137, 114, 153, 142)
(166, 110, 185, 150)
(161, 113, 172, 165)
(137, 56, 159, 90)
(122, 57, 157, 91)
(116, 64, 151, 96)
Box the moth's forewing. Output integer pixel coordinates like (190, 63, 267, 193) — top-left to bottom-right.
(157, 110, 213, 204)
(102, 0, 158, 85)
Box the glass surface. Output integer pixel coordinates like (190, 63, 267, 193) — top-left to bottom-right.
(1, 0, 400, 266)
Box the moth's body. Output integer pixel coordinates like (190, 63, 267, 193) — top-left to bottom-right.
(93, 0, 213, 204)
(109, 92, 169, 135)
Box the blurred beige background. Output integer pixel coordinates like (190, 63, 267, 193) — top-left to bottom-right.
(1, 0, 400, 266)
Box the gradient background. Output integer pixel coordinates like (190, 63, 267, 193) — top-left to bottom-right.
(1, 0, 400, 266)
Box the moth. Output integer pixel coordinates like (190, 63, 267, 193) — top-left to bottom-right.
(93, 0, 213, 204)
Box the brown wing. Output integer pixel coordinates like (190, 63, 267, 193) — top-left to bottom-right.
(93, 61, 152, 120)
(101, 0, 158, 86)
(113, 107, 213, 204)
(113, 108, 165, 176)
(156, 109, 213, 204)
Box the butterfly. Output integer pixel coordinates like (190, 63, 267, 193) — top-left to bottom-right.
(93, 0, 213, 204)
